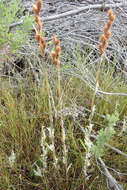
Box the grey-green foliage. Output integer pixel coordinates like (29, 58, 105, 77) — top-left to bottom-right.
(92, 112, 119, 158)
(0, 0, 33, 54)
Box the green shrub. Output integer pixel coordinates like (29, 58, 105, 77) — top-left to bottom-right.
(0, 0, 33, 60)
(92, 112, 119, 158)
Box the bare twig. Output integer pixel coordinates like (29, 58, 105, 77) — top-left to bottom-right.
(9, 20, 23, 31)
(105, 143, 127, 158)
(91, 134, 127, 158)
(8, 16, 26, 32)
(97, 90, 127, 96)
(98, 157, 123, 190)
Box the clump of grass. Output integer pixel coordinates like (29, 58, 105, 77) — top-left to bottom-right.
(80, 9, 116, 180)
(0, 58, 127, 189)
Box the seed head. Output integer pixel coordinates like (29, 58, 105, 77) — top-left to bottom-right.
(99, 9, 115, 55)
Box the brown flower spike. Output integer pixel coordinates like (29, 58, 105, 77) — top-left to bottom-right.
(33, 0, 42, 16)
(51, 35, 61, 67)
(33, 0, 47, 55)
(99, 9, 116, 55)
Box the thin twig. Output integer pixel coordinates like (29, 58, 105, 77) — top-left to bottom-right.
(91, 134, 127, 158)
(97, 90, 127, 96)
(105, 143, 127, 159)
(9, 20, 24, 32)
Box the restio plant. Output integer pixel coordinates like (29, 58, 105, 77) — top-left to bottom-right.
(0, 0, 33, 61)
(33, 0, 61, 67)
(33, 0, 47, 56)
(99, 9, 116, 55)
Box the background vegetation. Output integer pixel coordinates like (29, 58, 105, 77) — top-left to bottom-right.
(0, 0, 127, 190)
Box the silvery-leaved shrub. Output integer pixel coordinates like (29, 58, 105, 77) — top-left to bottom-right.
(92, 112, 119, 158)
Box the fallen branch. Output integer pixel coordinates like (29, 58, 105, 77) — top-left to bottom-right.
(98, 157, 123, 190)
(43, 3, 127, 22)
(9, 2, 127, 30)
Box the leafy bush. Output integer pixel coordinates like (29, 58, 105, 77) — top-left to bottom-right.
(92, 112, 119, 158)
(0, 0, 33, 61)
